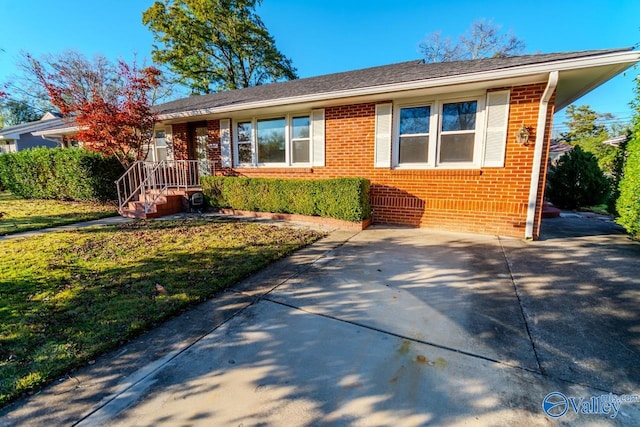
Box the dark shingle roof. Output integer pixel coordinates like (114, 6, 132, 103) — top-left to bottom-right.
(156, 48, 633, 116)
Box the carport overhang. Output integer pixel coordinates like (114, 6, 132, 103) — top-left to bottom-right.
(554, 58, 639, 111)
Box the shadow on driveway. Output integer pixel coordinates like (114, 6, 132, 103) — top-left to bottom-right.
(2, 219, 639, 426)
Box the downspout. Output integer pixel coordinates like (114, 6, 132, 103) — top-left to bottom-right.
(39, 135, 63, 146)
(524, 71, 559, 240)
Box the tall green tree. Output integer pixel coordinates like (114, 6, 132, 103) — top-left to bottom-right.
(0, 99, 42, 126)
(560, 104, 613, 142)
(560, 104, 621, 175)
(142, 0, 297, 94)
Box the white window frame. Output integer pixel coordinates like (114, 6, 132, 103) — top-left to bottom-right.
(393, 92, 486, 169)
(235, 120, 254, 166)
(232, 112, 313, 167)
(152, 128, 168, 162)
(394, 102, 437, 168)
(290, 115, 312, 165)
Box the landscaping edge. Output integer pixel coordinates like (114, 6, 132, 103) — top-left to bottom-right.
(216, 208, 372, 231)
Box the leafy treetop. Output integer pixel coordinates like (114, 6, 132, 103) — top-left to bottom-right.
(143, 0, 297, 95)
(560, 104, 614, 142)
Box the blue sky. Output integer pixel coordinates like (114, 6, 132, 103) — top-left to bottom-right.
(1, 0, 639, 132)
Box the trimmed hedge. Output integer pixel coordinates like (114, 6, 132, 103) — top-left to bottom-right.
(201, 176, 371, 222)
(0, 147, 123, 202)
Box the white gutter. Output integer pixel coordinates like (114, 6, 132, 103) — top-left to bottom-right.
(158, 50, 640, 120)
(39, 135, 64, 145)
(32, 125, 81, 137)
(525, 71, 559, 240)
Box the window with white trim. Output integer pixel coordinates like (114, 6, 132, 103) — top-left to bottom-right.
(291, 116, 310, 163)
(234, 114, 313, 166)
(394, 95, 485, 168)
(236, 121, 253, 164)
(154, 129, 168, 161)
(399, 105, 431, 164)
(439, 101, 478, 163)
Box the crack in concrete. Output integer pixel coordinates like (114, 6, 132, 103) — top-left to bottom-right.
(498, 235, 544, 375)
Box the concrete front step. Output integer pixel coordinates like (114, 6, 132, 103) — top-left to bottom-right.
(122, 193, 186, 219)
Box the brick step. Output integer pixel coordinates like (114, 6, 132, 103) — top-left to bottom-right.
(122, 193, 185, 219)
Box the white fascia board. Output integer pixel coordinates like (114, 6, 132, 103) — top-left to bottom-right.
(158, 50, 640, 121)
(32, 126, 81, 136)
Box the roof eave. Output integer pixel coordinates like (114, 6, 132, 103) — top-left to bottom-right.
(158, 49, 640, 121)
(32, 126, 81, 137)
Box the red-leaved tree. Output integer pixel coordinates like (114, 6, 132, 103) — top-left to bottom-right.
(29, 52, 161, 168)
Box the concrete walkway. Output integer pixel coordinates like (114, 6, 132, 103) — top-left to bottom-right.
(1, 218, 639, 426)
(0, 216, 132, 241)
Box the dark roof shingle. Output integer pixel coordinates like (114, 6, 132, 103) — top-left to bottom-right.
(156, 48, 633, 116)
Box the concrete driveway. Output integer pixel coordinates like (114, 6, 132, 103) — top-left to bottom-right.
(2, 216, 639, 426)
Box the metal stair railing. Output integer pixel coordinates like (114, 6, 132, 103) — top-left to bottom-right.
(116, 160, 213, 214)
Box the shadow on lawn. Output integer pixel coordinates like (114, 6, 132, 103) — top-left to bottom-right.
(0, 211, 117, 235)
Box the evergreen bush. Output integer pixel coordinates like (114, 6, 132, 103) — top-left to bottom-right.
(546, 146, 609, 210)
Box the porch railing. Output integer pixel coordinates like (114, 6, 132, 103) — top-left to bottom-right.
(116, 159, 213, 214)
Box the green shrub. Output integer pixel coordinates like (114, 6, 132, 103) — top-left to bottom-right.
(616, 132, 640, 237)
(607, 132, 629, 214)
(0, 147, 123, 202)
(201, 176, 371, 222)
(546, 146, 609, 210)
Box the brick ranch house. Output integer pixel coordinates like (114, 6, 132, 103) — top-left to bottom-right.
(41, 48, 637, 239)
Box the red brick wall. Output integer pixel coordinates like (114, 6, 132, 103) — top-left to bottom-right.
(206, 120, 221, 174)
(168, 83, 554, 239)
(171, 123, 189, 161)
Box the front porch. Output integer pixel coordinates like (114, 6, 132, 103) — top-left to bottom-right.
(116, 159, 213, 219)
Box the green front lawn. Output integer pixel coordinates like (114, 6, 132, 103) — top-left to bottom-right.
(0, 219, 323, 406)
(0, 192, 117, 235)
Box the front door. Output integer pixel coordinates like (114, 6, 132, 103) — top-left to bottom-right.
(189, 124, 210, 177)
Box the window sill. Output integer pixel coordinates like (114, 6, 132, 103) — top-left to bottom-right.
(391, 169, 482, 177)
(233, 167, 314, 174)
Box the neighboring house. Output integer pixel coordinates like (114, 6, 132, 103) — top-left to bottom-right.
(0, 112, 63, 154)
(548, 134, 627, 165)
(603, 135, 627, 147)
(548, 140, 574, 164)
(31, 120, 82, 148)
(136, 48, 640, 239)
(33, 121, 166, 160)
